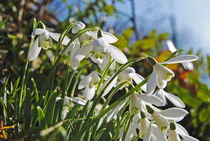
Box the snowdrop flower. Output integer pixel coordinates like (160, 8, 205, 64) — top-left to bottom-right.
(78, 71, 100, 100)
(28, 27, 70, 61)
(90, 38, 128, 70)
(143, 123, 167, 141)
(129, 92, 162, 115)
(154, 89, 185, 108)
(138, 111, 150, 139)
(168, 123, 199, 141)
(146, 106, 188, 131)
(146, 55, 198, 94)
(117, 67, 146, 90)
(56, 96, 86, 119)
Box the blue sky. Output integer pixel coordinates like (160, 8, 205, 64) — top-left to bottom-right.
(115, 0, 210, 54)
(49, 0, 210, 54)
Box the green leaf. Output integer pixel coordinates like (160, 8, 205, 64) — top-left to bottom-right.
(149, 30, 156, 38)
(37, 106, 47, 129)
(44, 90, 57, 126)
(0, 98, 8, 121)
(0, 18, 8, 29)
(31, 78, 39, 102)
(123, 27, 133, 39)
(11, 77, 20, 99)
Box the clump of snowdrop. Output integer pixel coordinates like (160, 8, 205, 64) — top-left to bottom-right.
(28, 20, 199, 141)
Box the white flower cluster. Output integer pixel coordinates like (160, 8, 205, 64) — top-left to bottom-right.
(28, 22, 199, 141)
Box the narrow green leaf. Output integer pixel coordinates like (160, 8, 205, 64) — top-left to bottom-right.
(37, 106, 47, 129)
(0, 98, 8, 121)
(44, 90, 57, 125)
(0, 18, 8, 29)
(11, 77, 20, 98)
(31, 78, 39, 102)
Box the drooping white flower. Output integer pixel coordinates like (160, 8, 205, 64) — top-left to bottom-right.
(117, 67, 146, 90)
(143, 123, 167, 141)
(146, 105, 188, 131)
(129, 93, 163, 115)
(139, 111, 150, 139)
(56, 96, 86, 119)
(168, 123, 199, 141)
(28, 28, 70, 61)
(78, 71, 100, 100)
(146, 55, 198, 94)
(90, 38, 128, 70)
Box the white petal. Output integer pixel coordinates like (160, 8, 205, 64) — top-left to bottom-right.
(168, 130, 181, 141)
(56, 97, 61, 102)
(32, 28, 44, 37)
(138, 94, 163, 106)
(61, 106, 69, 120)
(159, 108, 188, 121)
(143, 123, 152, 141)
(130, 93, 143, 114)
(106, 100, 127, 122)
(154, 89, 166, 106)
(166, 40, 177, 53)
(68, 97, 87, 106)
(84, 86, 96, 100)
(162, 55, 198, 64)
(181, 134, 199, 141)
(28, 38, 42, 61)
(151, 125, 167, 141)
(130, 73, 147, 91)
(99, 55, 109, 70)
(49, 32, 70, 45)
(78, 77, 90, 90)
(74, 44, 93, 62)
(72, 22, 86, 33)
(152, 112, 169, 130)
(106, 44, 128, 64)
(182, 62, 194, 70)
(164, 91, 185, 108)
(175, 123, 189, 136)
(139, 118, 150, 139)
(155, 64, 175, 81)
(146, 70, 157, 94)
(70, 42, 80, 70)
(131, 73, 144, 84)
(103, 31, 118, 43)
(101, 76, 117, 97)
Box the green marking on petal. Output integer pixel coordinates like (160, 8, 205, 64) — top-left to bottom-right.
(166, 72, 173, 80)
(131, 106, 139, 115)
(170, 123, 176, 130)
(161, 126, 168, 132)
